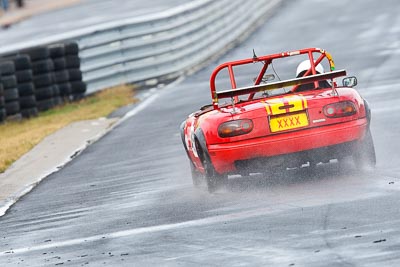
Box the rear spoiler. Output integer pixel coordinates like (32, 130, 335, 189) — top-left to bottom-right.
(217, 69, 346, 99)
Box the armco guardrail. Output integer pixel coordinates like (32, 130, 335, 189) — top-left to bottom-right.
(0, 0, 282, 94)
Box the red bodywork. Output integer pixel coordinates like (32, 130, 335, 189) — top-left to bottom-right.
(181, 48, 369, 175)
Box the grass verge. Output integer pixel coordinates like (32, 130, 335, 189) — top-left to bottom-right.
(0, 84, 137, 173)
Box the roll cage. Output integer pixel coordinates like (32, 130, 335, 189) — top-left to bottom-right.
(209, 47, 346, 110)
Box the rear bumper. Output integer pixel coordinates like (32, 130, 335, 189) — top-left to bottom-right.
(207, 118, 368, 174)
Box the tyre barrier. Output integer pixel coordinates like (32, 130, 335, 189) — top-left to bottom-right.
(49, 44, 67, 105)
(25, 46, 57, 111)
(64, 42, 86, 101)
(49, 43, 69, 101)
(0, 60, 21, 119)
(13, 55, 38, 118)
(0, 81, 5, 123)
(0, 41, 87, 122)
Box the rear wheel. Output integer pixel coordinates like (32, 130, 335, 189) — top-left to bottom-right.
(353, 129, 376, 170)
(201, 149, 227, 193)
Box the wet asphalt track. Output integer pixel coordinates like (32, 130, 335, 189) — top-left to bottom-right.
(1, 0, 400, 266)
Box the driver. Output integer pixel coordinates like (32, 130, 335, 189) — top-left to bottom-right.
(296, 60, 330, 91)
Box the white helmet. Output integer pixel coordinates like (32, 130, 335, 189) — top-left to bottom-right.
(296, 60, 324, 77)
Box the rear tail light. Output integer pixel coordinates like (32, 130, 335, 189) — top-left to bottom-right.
(324, 101, 357, 118)
(218, 119, 253, 138)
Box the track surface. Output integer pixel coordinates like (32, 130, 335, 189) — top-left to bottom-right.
(1, 0, 400, 266)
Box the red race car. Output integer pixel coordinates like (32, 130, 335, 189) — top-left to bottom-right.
(180, 48, 375, 192)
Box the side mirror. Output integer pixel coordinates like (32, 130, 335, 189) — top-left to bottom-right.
(342, 76, 357, 87)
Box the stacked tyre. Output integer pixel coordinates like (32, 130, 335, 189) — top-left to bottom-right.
(13, 55, 38, 118)
(0, 61, 21, 119)
(0, 42, 86, 119)
(64, 42, 86, 100)
(49, 44, 70, 101)
(0, 74, 5, 123)
(25, 47, 57, 111)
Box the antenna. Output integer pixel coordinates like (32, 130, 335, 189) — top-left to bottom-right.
(252, 49, 258, 62)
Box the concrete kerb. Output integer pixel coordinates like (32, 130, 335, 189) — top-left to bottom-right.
(0, 118, 118, 217)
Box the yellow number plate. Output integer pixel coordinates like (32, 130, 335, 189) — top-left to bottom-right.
(269, 112, 309, 133)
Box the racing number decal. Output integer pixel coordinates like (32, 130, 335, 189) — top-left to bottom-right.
(263, 95, 308, 115)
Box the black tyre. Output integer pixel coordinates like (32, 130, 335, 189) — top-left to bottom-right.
(53, 70, 69, 83)
(31, 59, 54, 75)
(58, 82, 71, 96)
(5, 100, 20, 115)
(20, 107, 38, 118)
(0, 96, 4, 107)
(53, 96, 63, 106)
(68, 69, 82, 81)
(49, 44, 65, 58)
(53, 58, 67, 71)
(16, 70, 33, 83)
(19, 95, 37, 109)
(33, 73, 53, 87)
(64, 42, 79, 55)
(37, 98, 55, 111)
(353, 129, 376, 170)
(71, 93, 85, 101)
(35, 86, 54, 100)
(24, 47, 49, 61)
(0, 61, 15, 75)
(0, 108, 6, 122)
(18, 82, 35, 96)
(70, 81, 86, 94)
(13, 55, 32, 70)
(53, 85, 60, 96)
(197, 140, 227, 193)
(4, 88, 19, 101)
(65, 56, 80, 68)
(0, 83, 3, 96)
(2, 75, 17, 89)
